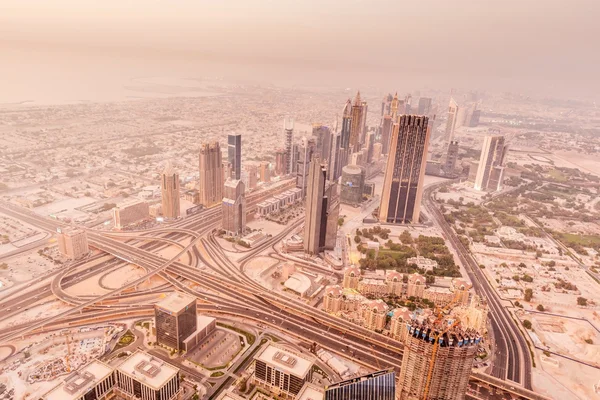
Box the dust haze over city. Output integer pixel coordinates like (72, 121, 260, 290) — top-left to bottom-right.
(0, 1, 599, 400)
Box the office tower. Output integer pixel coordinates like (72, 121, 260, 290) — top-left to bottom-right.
(365, 131, 375, 163)
(160, 162, 180, 219)
(324, 182, 340, 250)
(349, 92, 365, 151)
(360, 100, 368, 146)
(253, 343, 314, 398)
(284, 117, 294, 175)
(444, 140, 459, 173)
(199, 141, 224, 207)
(474, 135, 508, 192)
(113, 199, 150, 229)
(43, 359, 114, 400)
(398, 320, 480, 400)
(313, 124, 332, 162)
(325, 369, 396, 400)
(303, 156, 332, 255)
(379, 115, 430, 224)
(296, 137, 316, 197)
(445, 98, 459, 143)
(404, 94, 412, 114)
(222, 179, 246, 236)
(227, 133, 242, 180)
(57, 227, 89, 260)
(380, 115, 393, 155)
(418, 97, 432, 115)
(259, 161, 270, 183)
(340, 99, 352, 150)
(372, 142, 383, 162)
(340, 165, 365, 206)
(115, 351, 181, 400)
(381, 93, 394, 116)
(390, 92, 400, 117)
(275, 148, 287, 176)
(469, 108, 481, 127)
(155, 292, 197, 352)
(328, 132, 341, 181)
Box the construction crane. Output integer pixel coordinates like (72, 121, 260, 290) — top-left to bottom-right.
(421, 290, 463, 400)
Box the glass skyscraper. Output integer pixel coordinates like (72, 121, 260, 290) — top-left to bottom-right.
(325, 369, 396, 400)
(228, 133, 242, 180)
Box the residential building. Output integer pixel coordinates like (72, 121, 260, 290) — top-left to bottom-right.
(406, 273, 426, 298)
(445, 98, 459, 143)
(57, 227, 89, 260)
(284, 118, 294, 175)
(322, 285, 343, 313)
(199, 141, 223, 207)
(160, 162, 180, 219)
(361, 299, 388, 331)
(222, 179, 246, 236)
(342, 266, 361, 289)
(296, 137, 316, 197)
(380, 115, 393, 155)
(184, 189, 199, 205)
(379, 115, 430, 224)
(113, 199, 149, 229)
(389, 307, 412, 342)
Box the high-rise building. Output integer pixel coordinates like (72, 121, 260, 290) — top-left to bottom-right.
(372, 142, 383, 162)
(445, 98, 459, 143)
(418, 97, 432, 116)
(313, 124, 332, 163)
(474, 135, 508, 192)
(398, 319, 481, 400)
(222, 179, 246, 236)
(259, 161, 270, 183)
(114, 351, 181, 400)
(284, 118, 294, 175)
(253, 343, 314, 398)
(325, 369, 395, 400)
(199, 142, 224, 207)
(404, 94, 412, 114)
(469, 108, 481, 127)
(57, 227, 89, 260)
(360, 100, 369, 146)
(328, 132, 342, 181)
(380, 115, 393, 155)
(349, 92, 365, 151)
(340, 99, 352, 150)
(340, 165, 365, 206)
(275, 148, 287, 176)
(444, 140, 459, 173)
(365, 131, 375, 163)
(244, 164, 258, 190)
(379, 115, 430, 224)
(160, 162, 180, 219)
(324, 183, 340, 250)
(155, 292, 197, 352)
(227, 133, 242, 180)
(296, 137, 316, 197)
(381, 93, 394, 116)
(113, 199, 150, 229)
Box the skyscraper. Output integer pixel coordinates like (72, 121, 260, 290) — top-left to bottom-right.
(275, 148, 287, 176)
(284, 117, 294, 175)
(57, 227, 89, 260)
(444, 140, 459, 173)
(365, 131, 375, 163)
(328, 131, 342, 181)
(160, 161, 180, 219)
(474, 135, 508, 192)
(303, 156, 338, 255)
(398, 319, 480, 400)
(340, 99, 352, 150)
(349, 92, 365, 151)
(445, 98, 459, 143)
(360, 100, 369, 146)
(243, 164, 258, 190)
(296, 137, 316, 197)
(227, 133, 242, 180)
(222, 179, 246, 236)
(340, 165, 365, 205)
(325, 370, 396, 400)
(313, 124, 332, 163)
(259, 161, 270, 183)
(379, 115, 430, 224)
(199, 142, 223, 207)
(380, 115, 393, 155)
(155, 292, 197, 352)
(381, 93, 394, 116)
(418, 97, 432, 115)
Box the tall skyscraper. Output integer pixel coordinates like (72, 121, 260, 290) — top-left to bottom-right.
(381, 93, 394, 116)
(349, 92, 365, 151)
(284, 117, 294, 175)
(222, 179, 246, 236)
(380, 115, 393, 155)
(340, 99, 352, 150)
(155, 292, 197, 352)
(340, 165, 365, 205)
(474, 135, 508, 192)
(360, 100, 369, 146)
(304, 157, 328, 255)
(418, 97, 432, 115)
(398, 319, 480, 400)
(444, 140, 459, 173)
(296, 137, 315, 197)
(328, 131, 342, 181)
(379, 115, 430, 224)
(313, 124, 332, 163)
(325, 370, 396, 400)
(259, 161, 270, 183)
(243, 164, 258, 190)
(160, 161, 180, 219)
(275, 148, 287, 176)
(199, 142, 223, 207)
(445, 98, 459, 143)
(227, 133, 242, 180)
(365, 131, 375, 163)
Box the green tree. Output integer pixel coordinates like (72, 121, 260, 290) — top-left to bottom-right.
(522, 320, 532, 329)
(537, 304, 545, 312)
(354, 235, 361, 244)
(577, 297, 588, 306)
(524, 288, 533, 302)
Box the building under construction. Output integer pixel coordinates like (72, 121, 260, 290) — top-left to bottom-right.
(398, 319, 481, 400)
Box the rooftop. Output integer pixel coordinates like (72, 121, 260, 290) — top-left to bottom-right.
(297, 383, 325, 400)
(284, 273, 312, 295)
(117, 351, 179, 390)
(44, 360, 113, 400)
(255, 344, 313, 378)
(155, 292, 196, 314)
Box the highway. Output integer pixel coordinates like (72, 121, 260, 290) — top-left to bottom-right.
(423, 183, 532, 389)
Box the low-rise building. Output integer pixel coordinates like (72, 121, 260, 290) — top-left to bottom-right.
(407, 256, 438, 272)
(114, 351, 181, 400)
(57, 227, 89, 260)
(43, 360, 114, 400)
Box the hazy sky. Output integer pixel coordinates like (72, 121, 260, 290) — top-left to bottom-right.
(1, 0, 599, 99)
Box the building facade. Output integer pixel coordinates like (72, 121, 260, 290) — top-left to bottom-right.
(259, 161, 271, 183)
(340, 165, 365, 205)
(444, 140, 459, 173)
(57, 227, 89, 260)
(155, 292, 197, 352)
(379, 115, 430, 224)
(228, 133, 242, 180)
(474, 135, 508, 192)
(199, 141, 224, 207)
(284, 118, 295, 175)
(161, 162, 180, 219)
(113, 199, 150, 229)
(115, 351, 181, 400)
(222, 179, 246, 236)
(444, 98, 459, 144)
(325, 370, 395, 400)
(303, 157, 327, 255)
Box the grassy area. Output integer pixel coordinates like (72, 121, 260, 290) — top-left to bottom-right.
(114, 330, 135, 350)
(211, 371, 225, 377)
(546, 169, 569, 182)
(217, 322, 255, 345)
(555, 233, 600, 247)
